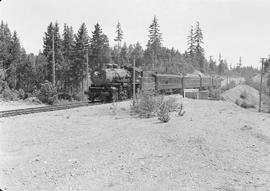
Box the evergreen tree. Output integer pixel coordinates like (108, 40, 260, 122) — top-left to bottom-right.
(187, 26, 195, 63)
(0, 21, 12, 71)
(120, 42, 128, 65)
(34, 53, 49, 87)
(130, 42, 144, 67)
(8, 31, 21, 88)
(193, 21, 205, 72)
(209, 56, 216, 73)
(43, 22, 64, 85)
(146, 15, 163, 69)
(89, 23, 110, 69)
(16, 52, 35, 92)
(114, 22, 123, 65)
(218, 59, 225, 75)
(62, 24, 75, 91)
(70, 23, 89, 91)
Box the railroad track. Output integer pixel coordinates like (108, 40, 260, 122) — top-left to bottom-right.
(0, 101, 101, 118)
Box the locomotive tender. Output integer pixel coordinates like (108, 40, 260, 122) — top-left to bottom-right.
(85, 63, 221, 102)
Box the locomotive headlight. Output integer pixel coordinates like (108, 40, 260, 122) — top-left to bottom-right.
(94, 71, 100, 77)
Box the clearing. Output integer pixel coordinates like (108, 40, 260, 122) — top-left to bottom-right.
(1, 96, 270, 190)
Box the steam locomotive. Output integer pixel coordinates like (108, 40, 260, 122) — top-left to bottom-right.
(86, 63, 141, 102)
(85, 63, 222, 102)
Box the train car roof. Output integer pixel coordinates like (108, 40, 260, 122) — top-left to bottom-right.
(154, 73, 183, 77)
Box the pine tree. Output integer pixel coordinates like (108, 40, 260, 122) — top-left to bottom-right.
(130, 42, 144, 67)
(0, 21, 12, 71)
(146, 15, 163, 69)
(114, 22, 123, 65)
(120, 42, 128, 65)
(8, 31, 21, 88)
(187, 26, 195, 62)
(62, 24, 75, 92)
(193, 21, 205, 73)
(43, 22, 64, 85)
(70, 23, 89, 91)
(89, 23, 110, 69)
(218, 59, 225, 75)
(209, 56, 216, 73)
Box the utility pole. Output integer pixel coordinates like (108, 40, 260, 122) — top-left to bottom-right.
(86, 48, 89, 89)
(52, 30, 56, 87)
(133, 55, 136, 105)
(259, 58, 265, 112)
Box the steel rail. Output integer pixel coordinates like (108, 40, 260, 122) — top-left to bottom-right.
(0, 101, 101, 118)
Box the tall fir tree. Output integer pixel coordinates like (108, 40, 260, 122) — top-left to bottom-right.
(146, 15, 163, 70)
(8, 31, 22, 88)
(70, 23, 89, 91)
(120, 42, 128, 65)
(62, 24, 75, 91)
(187, 26, 195, 64)
(209, 56, 216, 73)
(89, 23, 110, 69)
(43, 22, 64, 85)
(114, 22, 123, 65)
(193, 21, 205, 73)
(0, 21, 12, 70)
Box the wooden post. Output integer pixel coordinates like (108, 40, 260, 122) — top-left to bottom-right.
(52, 30, 55, 87)
(133, 56, 136, 105)
(259, 58, 265, 112)
(86, 49, 89, 90)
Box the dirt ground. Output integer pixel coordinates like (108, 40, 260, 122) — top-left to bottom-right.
(1, 96, 270, 191)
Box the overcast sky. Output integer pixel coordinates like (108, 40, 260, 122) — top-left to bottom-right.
(1, 0, 270, 68)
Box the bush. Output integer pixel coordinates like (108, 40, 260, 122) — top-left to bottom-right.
(165, 97, 180, 112)
(1, 89, 19, 101)
(157, 101, 170, 122)
(240, 90, 248, 99)
(235, 90, 256, 109)
(221, 81, 236, 92)
(209, 88, 221, 100)
(131, 92, 162, 118)
(0, 80, 9, 93)
(37, 81, 58, 105)
(131, 92, 180, 121)
(18, 89, 25, 99)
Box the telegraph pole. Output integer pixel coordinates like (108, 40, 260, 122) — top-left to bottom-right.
(133, 55, 136, 105)
(86, 48, 89, 89)
(259, 58, 265, 112)
(52, 30, 56, 86)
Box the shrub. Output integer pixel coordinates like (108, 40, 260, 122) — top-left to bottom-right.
(131, 92, 180, 121)
(18, 89, 25, 99)
(0, 80, 9, 93)
(165, 97, 179, 112)
(209, 88, 221, 100)
(221, 81, 236, 92)
(157, 101, 170, 122)
(37, 81, 58, 105)
(72, 93, 82, 101)
(131, 92, 162, 118)
(2, 89, 19, 101)
(240, 90, 248, 99)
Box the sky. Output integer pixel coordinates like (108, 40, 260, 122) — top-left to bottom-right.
(1, 0, 270, 68)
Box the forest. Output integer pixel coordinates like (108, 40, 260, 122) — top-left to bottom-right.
(0, 16, 260, 102)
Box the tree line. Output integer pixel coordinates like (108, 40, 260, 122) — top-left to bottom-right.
(0, 17, 259, 97)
